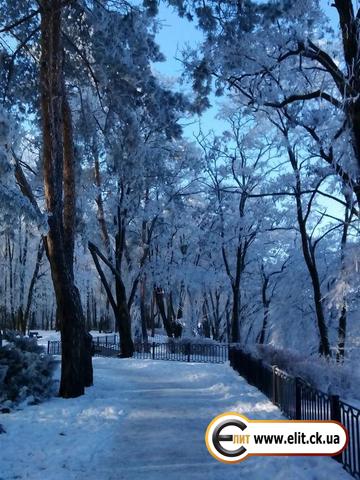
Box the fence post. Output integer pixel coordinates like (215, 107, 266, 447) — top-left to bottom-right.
(105, 336, 108, 347)
(330, 394, 341, 422)
(330, 395, 342, 463)
(295, 377, 302, 420)
(272, 365, 278, 405)
(114, 334, 116, 344)
(152, 342, 155, 360)
(187, 343, 191, 362)
(47, 341, 50, 355)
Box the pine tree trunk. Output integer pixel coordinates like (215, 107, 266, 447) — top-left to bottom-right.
(40, 0, 92, 398)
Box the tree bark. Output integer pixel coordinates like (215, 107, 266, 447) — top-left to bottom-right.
(231, 285, 240, 343)
(139, 276, 149, 342)
(336, 196, 352, 360)
(154, 287, 173, 337)
(258, 275, 270, 345)
(287, 145, 331, 356)
(40, 0, 92, 398)
(88, 241, 134, 357)
(115, 275, 134, 357)
(23, 241, 45, 332)
(334, 0, 360, 173)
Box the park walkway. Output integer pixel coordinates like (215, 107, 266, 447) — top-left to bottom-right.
(92, 359, 349, 480)
(0, 358, 350, 480)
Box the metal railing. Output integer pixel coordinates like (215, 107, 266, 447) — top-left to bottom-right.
(47, 340, 61, 355)
(48, 339, 229, 364)
(341, 400, 360, 478)
(229, 346, 360, 479)
(47, 334, 118, 355)
(134, 341, 228, 363)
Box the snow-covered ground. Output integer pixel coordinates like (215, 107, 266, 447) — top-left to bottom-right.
(0, 358, 351, 480)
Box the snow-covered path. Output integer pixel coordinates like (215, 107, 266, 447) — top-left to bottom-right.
(0, 358, 350, 480)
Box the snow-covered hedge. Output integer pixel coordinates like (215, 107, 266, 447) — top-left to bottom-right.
(0, 335, 57, 409)
(246, 344, 360, 404)
(167, 336, 222, 346)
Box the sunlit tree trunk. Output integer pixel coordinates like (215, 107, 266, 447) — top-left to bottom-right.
(40, 0, 92, 398)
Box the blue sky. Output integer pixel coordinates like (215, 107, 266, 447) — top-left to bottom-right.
(153, 2, 225, 138)
(152, 1, 345, 218)
(153, 0, 340, 140)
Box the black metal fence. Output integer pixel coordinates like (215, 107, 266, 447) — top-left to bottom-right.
(48, 339, 228, 364)
(47, 334, 117, 355)
(229, 346, 360, 479)
(47, 340, 61, 355)
(134, 341, 228, 363)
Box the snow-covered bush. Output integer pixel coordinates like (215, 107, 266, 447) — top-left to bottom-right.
(247, 344, 360, 403)
(3, 331, 43, 353)
(169, 336, 221, 346)
(0, 336, 57, 408)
